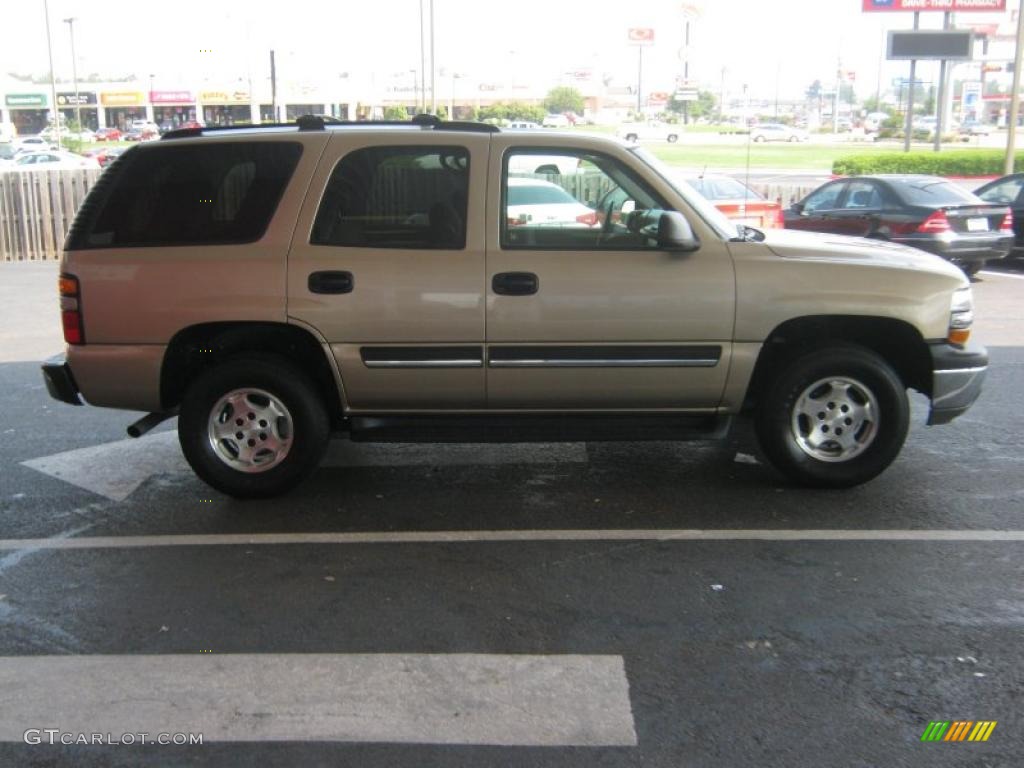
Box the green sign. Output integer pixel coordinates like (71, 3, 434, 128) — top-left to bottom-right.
(5, 93, 47, 107)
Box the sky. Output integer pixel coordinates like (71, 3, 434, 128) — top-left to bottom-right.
(1, 0, 1018, 102)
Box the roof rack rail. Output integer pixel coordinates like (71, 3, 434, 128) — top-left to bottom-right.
(162, 114, 500, 140)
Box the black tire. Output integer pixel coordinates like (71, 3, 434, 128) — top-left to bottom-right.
(178, 354, 330, 498)
(754, 135, 766, 143)
(754, 345, 909, 488)
(666, 134, 678, 143)
(962, 261, 985, 278)
(625, 133, 638, 143)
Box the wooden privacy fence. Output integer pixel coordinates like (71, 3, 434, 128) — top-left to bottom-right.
(0, 169, 101, 261)
(0, 167, 814, 262)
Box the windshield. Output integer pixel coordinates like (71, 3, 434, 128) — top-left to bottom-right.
(629, 146, 740, 239)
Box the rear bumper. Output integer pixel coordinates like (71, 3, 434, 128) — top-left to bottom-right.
(41, 354, 83, 406)
(893, 233, 1013, 264)
(928, 342, 988, 425)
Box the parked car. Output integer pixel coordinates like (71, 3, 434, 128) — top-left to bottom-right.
(0, 142, 16, 166)
(83, 146, 130, 168)
(681, 175, 783, 229)
(123, 128, 159, 142)
(93, 127, 122, 142)
(785, 174, 1013, 276)
(12, 135, 58, 153)
(617, 122, 680, 143)
(974, 173, 1024, 257)
(835, 116, 853, 132)
(541, 113, 570, 128)
(863, 112, 890, 133)
(749, 123, 808, 143)
(507, 121, 540, 130)
(959, 119, 991, 137)
(42, 115, 987, 497)
(10, 150, 101, 171)
(506, 177, 597, 228)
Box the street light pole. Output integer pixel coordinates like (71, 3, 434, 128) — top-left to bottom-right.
(43, 0, 60, 148)
(63, 17, 81, 131)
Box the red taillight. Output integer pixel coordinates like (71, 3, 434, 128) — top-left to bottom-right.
(916, 210, 951, 234)
(59, 273, 84, 345)
(576, 210, 599, 227)
(1000, 212, 1014, 233)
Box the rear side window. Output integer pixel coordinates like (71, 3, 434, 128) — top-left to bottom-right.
(67, 142, 302, 249)
(311, 146, 469, 250)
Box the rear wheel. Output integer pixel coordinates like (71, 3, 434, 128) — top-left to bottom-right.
(667, 134, 678, 143)
(754, 346, 909, 488)
(754, 135, 766, 143)
(625, 133, 638, 143)
(962, 261, 985, 278)
(178, 354, 329, 498)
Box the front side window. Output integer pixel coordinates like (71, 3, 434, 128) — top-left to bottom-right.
(71, 141, 302, 248)
(978, 177, 1024, 205)
(502, 149, 670, 250)
(311, 146, 469, 250)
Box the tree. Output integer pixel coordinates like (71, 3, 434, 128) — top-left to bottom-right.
(383, 106, 409, 120)
(805, 80, 823, 102)
(668, 90, 716, 121)
(543, 86, 584, 115)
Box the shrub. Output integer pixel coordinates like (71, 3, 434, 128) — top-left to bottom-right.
(832, 149, 1022, 176)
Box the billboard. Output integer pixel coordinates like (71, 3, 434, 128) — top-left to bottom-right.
(863, 0, 1005, 11)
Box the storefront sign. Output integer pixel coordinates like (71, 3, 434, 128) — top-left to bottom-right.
(862, 0, 1005, 11)
(101, 92, 145, 106)
(199, 91, 251, 104)
(150, 91, 194, 104)
(5, 93, 47, 107)
(57, 92, 97, 106)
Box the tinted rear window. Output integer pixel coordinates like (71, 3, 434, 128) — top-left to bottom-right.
(67, 142, 302, 249)
(894, 179, 979, 206)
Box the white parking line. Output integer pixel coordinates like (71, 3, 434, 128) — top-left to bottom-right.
(20, 432, 587, 502)
(0, 529, 1021, 551)
(0, 653, 637, 746)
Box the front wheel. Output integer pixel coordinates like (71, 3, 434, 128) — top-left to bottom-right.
(754, 346, 909, 488)
(625, 133, 638, 143)
(753, 135, 766, 143)
(178, 354, 330, 498)
(666, 134, 678, 143)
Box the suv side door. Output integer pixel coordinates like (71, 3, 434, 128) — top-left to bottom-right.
(484, 137, 736, 409)
(287, 132, 489, 411)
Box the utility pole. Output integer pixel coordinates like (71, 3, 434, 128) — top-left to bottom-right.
(904, 11, 920, 153)
(637, 46, 643, 114)
(43, 0, 60, 148)
(63, 17, 81, 130)
(933, 11, 951, 152)
(430, 0, 436, 114)
(270, 50, 277, 123)
(1005, 0, 1024, 174)
(419, 0, 426, 113)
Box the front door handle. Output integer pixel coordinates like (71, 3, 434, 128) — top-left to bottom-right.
(492, 272, 539, 296)
(308, 270, 354, 294)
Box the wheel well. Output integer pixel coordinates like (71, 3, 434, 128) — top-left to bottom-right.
(744, 316, 933, 411)
(160, 322, 342, 421)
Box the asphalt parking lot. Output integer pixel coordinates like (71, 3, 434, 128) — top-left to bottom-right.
(1, 261, 1022, 767)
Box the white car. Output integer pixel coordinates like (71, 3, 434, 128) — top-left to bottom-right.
(749, 123, 809, 143)
(541, 113, 571, 128)
(505, 177, 597, 228)
(508, 121, 541, 130)
(12, 135, 58, 153)
(617, 122, 680, 143)
(10, 150, 101, 171)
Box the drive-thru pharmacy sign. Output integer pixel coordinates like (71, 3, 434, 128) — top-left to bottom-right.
(863, 0, 1005, 11)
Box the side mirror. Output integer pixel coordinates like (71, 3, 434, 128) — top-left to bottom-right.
(657, 211, 700, 252)
(791, 202, 805, 215)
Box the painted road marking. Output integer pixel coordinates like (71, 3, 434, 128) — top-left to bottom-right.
(19, 431, 587, 502)
(0, 529, 1022, 551)
(0, 653, 636, 746)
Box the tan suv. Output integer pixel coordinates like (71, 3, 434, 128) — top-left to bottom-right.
(41, 115, 988, 497)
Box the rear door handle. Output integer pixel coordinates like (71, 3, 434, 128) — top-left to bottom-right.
(492, 272, 539, 296)
(308, 270, 353, 294)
